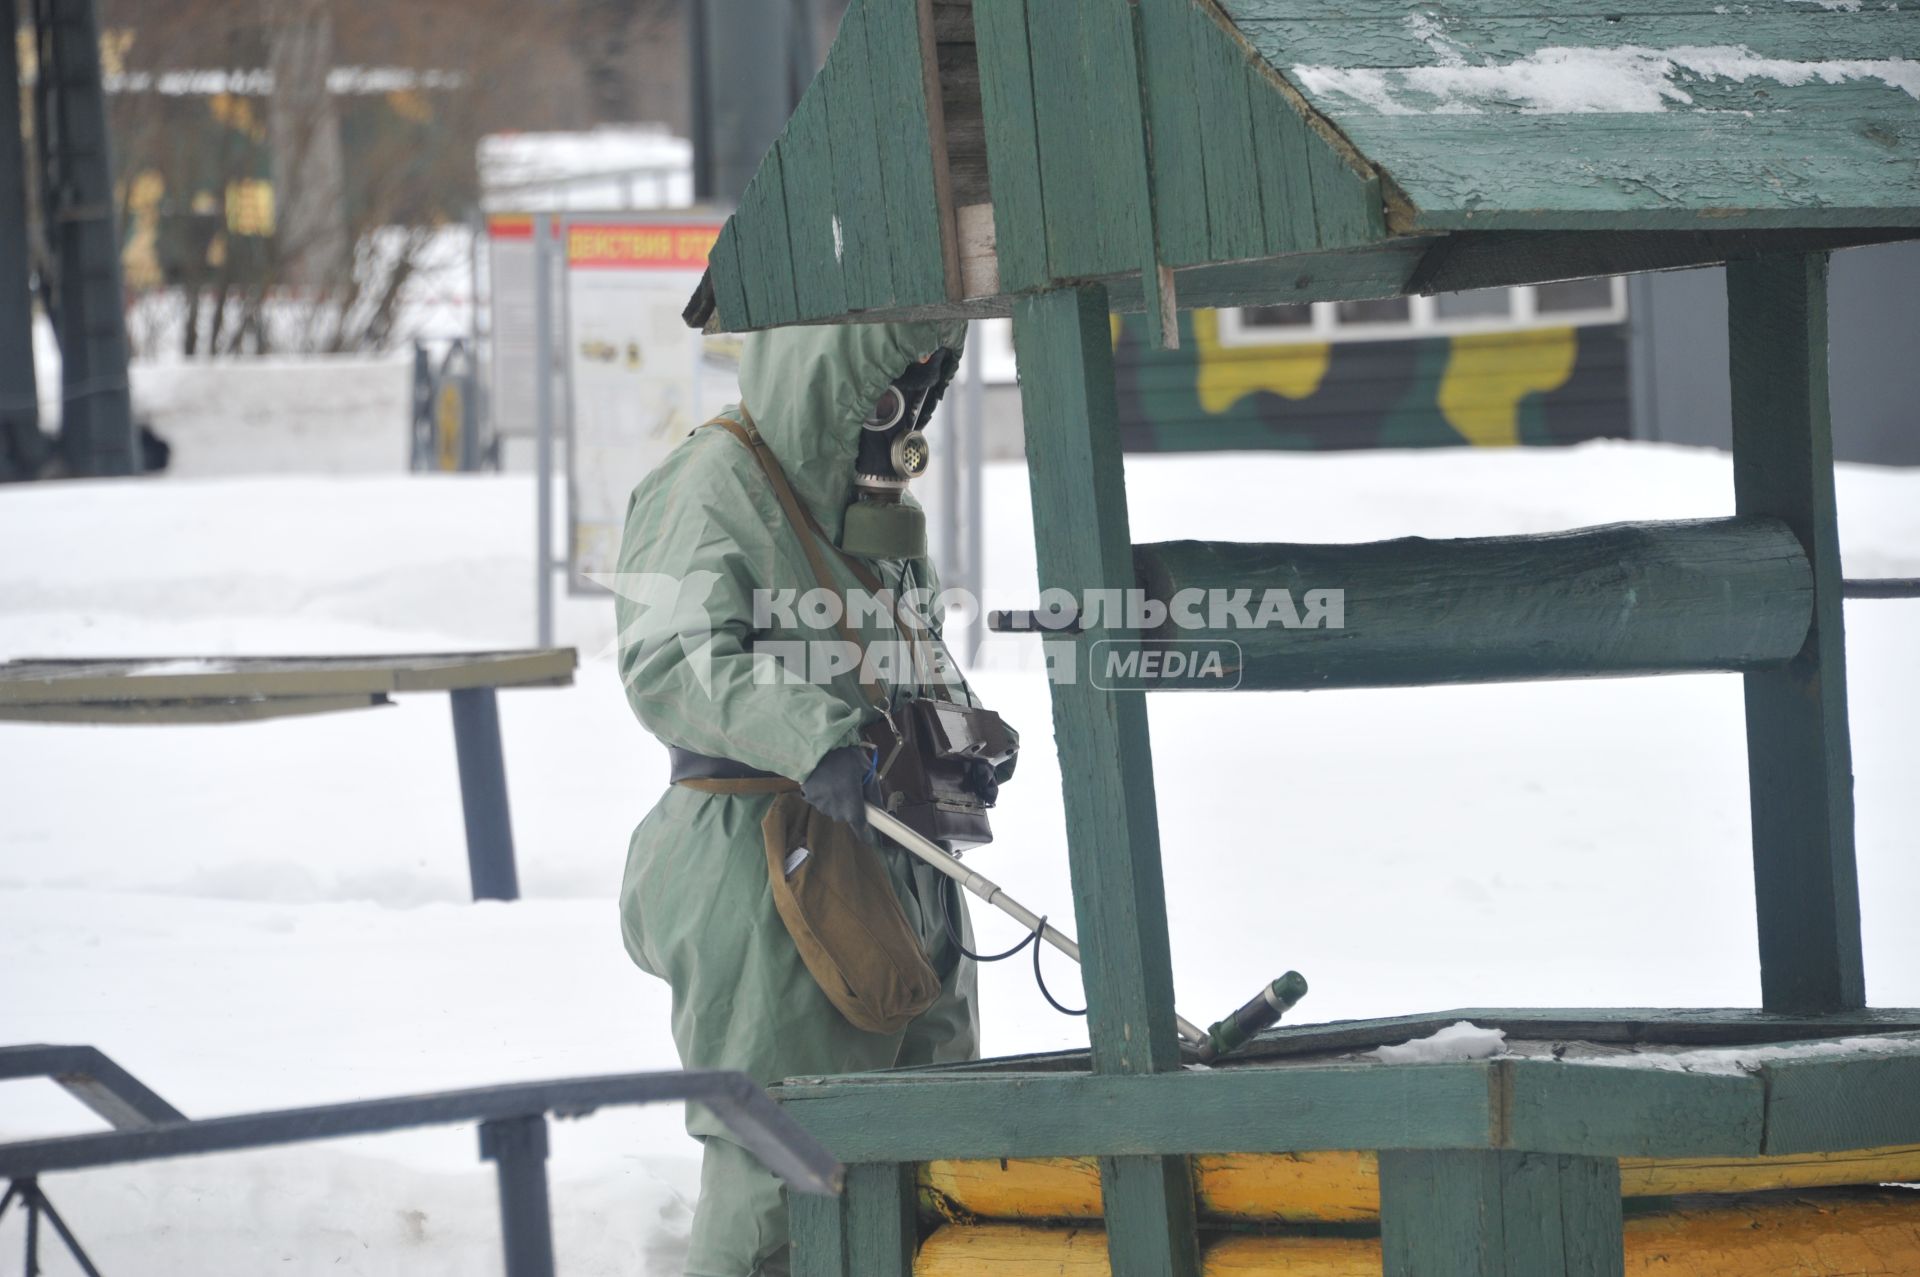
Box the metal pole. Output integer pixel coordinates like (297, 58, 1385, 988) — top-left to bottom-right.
(865, 803, 1207, 1048)
(21, 1183, 100, 1277)
(466, 206, 493, 468)
(556, 212, 578, 601)
(478, 1116, 556, 1277)
(0, 0, 46, 482)
(963, 330, 986, 663)
(38, 0, 136, 476)
(450, 687, 520, 902)
(935, 352, 962, 603)
(409, 342, 432, 471)
(23, 1179, 39, 1275)
(1625, 273, 1660, 444)
(533, 213, 555, 647)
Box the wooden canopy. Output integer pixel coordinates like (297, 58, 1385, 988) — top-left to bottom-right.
(686, 0, 1920, 339)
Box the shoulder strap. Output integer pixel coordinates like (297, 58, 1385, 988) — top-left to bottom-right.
(706, 413, 917, 710)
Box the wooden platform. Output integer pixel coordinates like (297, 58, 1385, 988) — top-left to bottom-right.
(0, 650, 576, 723)
(779, 1012, 1920, 1165)
(0, 650, 578, 901)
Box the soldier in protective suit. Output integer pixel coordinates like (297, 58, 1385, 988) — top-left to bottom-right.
(614, 319, 1012, 1276)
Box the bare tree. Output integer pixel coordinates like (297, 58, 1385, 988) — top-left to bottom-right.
(97, 0, 748, 356)
(263, 0, 347, 290)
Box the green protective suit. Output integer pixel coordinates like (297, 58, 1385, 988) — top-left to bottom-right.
(615, 319, 990, 1277)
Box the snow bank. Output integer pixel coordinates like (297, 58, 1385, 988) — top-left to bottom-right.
(479, 128, 694, 211)
(127, 358, 414, 477)
(1370, 1021, 1508, 1064)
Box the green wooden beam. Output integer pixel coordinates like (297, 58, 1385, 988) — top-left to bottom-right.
(789, 1187, 849, 1277)
(1502, 1058, 1764, 1160)
(1123, 241, 1426, 312)
(1012, 286, 1185, 1072)
(776, 1050, 1854, 1162)
(844, 1163, 916, 1277)
(1013, 284, 1197, 1276)
(783, 1038, 1920, 1163)
(782, 1062, 1503, 1162)
(1405, 228, 1920, 298)
(1762, 1050, 1920, 1155)
(1379, 1150, 1624, 1277)
(1234, 1006, 1920, 1059)
(1129, 518, 1812, 691)
(861, 1007, 1920, 1075)
(1726, 253, 1864, 1015)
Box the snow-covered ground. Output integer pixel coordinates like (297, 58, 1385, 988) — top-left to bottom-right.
(1, 417, 1916, 1272)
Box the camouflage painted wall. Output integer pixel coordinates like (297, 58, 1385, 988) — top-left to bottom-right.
(1112, 310, 1630, 452)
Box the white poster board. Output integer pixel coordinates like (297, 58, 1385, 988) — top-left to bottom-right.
(561, 217, 738, 589)
(485, 215, 542, 439)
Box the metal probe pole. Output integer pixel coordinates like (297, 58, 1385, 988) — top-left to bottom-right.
(866, 803, 1209, 1048)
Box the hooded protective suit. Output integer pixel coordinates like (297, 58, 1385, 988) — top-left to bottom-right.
(615, 319, 986, 1277)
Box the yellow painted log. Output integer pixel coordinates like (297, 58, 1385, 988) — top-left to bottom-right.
(921, 1157, 1103, 1221)
(915, 1193, 1920, 1276)
(1620, 1145, 1920, 1198)
(1623, 1192, 1920, 1275)
(1199, 1151, 1379, 1224)
(913, 1224, 1380, 1277)
(920, 1145, 1920, 1224)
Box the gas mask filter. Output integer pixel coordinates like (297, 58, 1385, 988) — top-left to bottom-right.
(840, 351, 951, 560)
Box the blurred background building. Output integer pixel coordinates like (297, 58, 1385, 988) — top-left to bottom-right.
(3, 0, 1916, 484)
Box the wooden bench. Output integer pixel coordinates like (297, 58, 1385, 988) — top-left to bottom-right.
(0, 649, 577, 901)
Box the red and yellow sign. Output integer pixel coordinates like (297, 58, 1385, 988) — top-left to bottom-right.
(566, 222, 720, 271)
(487, 214, 536, 241)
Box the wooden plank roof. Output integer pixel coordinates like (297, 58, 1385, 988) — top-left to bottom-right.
(686, 0, 1920, 333)
(1233, 0, 1920, 232)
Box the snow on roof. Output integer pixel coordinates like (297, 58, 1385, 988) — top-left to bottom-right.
(103, 67, 464, 96)
(1292, 44, 1920, 116)
(1555, 1032, 1920, 1076)
(477, 127, 692, 192)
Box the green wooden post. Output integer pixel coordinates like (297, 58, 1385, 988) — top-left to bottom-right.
(843, 1162, 916, 1277)
(1012, 284, 1199, 1277)
(1379, 1149, 1624, 1277)
(788, 1186, 849, 1277)
(1725, 252, 1864, 1014)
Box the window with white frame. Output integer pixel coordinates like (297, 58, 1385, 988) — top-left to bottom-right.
(1220, 277, 1626, 347)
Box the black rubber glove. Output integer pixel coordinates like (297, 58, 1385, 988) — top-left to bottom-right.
(965, 760, 1000, 806)
(801, 745, 874, 841)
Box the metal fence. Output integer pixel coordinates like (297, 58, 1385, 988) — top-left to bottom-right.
(0, 1044, 840, 1276)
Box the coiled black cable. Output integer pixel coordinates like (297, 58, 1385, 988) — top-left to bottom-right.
(940, 878, 1086, 1018)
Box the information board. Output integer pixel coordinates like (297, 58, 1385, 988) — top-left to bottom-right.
(561, 217, 738, 589)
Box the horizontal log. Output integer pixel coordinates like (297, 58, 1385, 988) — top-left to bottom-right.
(915, 1191, 1920, 1275)
(1131, 518, 1811, 691)
(919, 1144, 1920, 1224)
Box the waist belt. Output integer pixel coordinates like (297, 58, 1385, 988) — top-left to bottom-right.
(669, 745, 787, 784)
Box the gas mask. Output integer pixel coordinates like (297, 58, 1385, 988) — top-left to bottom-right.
(839, 350, 953, 560)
